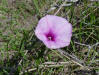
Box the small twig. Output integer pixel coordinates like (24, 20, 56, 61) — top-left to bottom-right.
(74, 41, 99, 66)
(74, 41, 99, 50)
(66, 0, 78, 2)
(89, 0, 99, 1)
(57, 49, 86, 68)
(91, 42, 99, 48)
(54, 0, 67, 15)
(47, 0, 59, 13)
(74, 41, 91, 47)
(43, 61, 72, 65)
(19, 61, 73, 75)
(47, 0, 78, 13)
(74, 41, 92, 60)
(18, 50, 28, 65)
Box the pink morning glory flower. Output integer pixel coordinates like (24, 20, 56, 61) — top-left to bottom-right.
(35, 15, 72, 49)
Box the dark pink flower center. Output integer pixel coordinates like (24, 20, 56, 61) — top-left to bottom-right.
(45, 31, 56, 41)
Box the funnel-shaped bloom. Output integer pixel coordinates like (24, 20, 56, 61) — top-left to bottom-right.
(35, 15, 72, 49)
